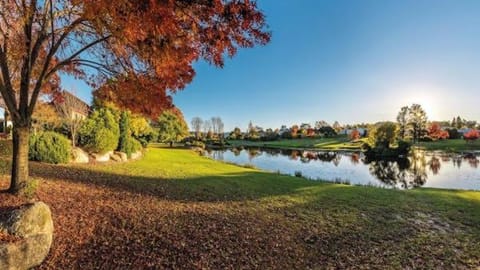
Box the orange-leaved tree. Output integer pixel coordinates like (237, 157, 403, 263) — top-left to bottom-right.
(349, 129, 361, 141)
(427, 122, 449, 140)
(0, 0, 270, 194)
(464, 129, 480, 143)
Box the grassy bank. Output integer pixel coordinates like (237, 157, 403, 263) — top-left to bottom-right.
(228, 136, 480, 153)
(227, 136, 366, 150)
(0, 143, 479, 268)
(416, 139, 480, 152)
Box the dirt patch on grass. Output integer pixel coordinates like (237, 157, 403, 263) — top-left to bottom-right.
(410, 211, 461, 234)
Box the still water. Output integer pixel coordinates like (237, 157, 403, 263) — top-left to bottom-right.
(204, 148, 480, 190)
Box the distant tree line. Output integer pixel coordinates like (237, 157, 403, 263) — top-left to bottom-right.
(190, 116, 224, 140)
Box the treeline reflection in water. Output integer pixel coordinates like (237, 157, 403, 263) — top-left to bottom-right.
(204, 147, 480, 190)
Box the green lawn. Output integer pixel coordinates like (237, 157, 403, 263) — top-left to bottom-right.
(228, 136, 366, 150)
(416, 139, 480, 152)
(0, 143, 479, 268)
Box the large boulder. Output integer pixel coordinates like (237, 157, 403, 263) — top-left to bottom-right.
(91, 151, 113, 162)
(130, 150, 143, 160)
(0, 202, 54, 270)
(114, 151, 128, 162)
(109, 153, 122, 162)
(71, 147, 89, 163)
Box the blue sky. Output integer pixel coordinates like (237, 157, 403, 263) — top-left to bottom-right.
(66, 0, 480, 131)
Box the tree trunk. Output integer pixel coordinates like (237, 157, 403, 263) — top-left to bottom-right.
(9, 125, 30, 194)
(71, 125, 76, 148)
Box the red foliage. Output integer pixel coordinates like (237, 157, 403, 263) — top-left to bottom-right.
(464, 129, 480, 142)
(428, 123, 449, 140)
(350, 129, 361, 141)
(0, 1, 270, 120)
(84, 0, 271, 118)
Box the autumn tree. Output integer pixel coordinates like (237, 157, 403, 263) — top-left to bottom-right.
(31, 101, 60, 134)
(428, 122, 449, 140)
(190, 117, 203, 139)
(0, 0, 270, 194)
(350, 129, 361, 141)
(464, 130, 480, 143)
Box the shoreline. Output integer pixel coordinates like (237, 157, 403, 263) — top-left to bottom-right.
(207, 143, 480, 155)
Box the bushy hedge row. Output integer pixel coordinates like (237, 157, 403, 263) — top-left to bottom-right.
(78, 108, 149, 155)
(29, 132, 71, 164)
(26, 106, 153, 164)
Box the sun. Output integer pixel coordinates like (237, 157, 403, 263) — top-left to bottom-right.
(398, 85, 440, 120)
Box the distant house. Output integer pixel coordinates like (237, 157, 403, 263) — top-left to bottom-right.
(458, 128, 472, 136)
(0, 91, 90, 135)
(53, 91, 90, 120)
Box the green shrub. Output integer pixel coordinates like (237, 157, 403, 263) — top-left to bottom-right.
(78, 108, 120, 153)
(117, 111, 143, 157)
(90, 128, 118, 154)
(29, 131, 71, 164)
(129, 138, 142, 154)
(118, 111, 131, 155)
(28, 133, 38, 161)
(122, 137, 142, 158)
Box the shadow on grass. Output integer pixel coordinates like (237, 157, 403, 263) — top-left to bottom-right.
(28, 161, 336, 203)
(39, 170, 480, 269)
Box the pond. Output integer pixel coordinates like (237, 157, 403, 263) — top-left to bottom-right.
(203, 147, 480, 190)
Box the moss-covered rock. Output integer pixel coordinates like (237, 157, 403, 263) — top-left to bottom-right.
(0, 202, 53, 270)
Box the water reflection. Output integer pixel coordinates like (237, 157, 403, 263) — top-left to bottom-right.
(350, 153, 360, 165)
(205, 147, 480, 190)
(429, 156, 441, 175)
(365, 152, 427, 189)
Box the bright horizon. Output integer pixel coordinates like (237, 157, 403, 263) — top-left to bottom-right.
(62, 0, 480, 131)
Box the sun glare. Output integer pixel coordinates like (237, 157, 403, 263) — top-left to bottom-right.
(398, 86, 440, 120)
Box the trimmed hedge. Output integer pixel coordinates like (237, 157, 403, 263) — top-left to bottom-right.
(29, 132, 71, 164)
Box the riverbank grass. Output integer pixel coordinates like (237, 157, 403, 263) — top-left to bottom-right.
(228, 136, 366, 150)
(416, 139, 480, 152)
(0, 144, 479, 268)
(228, 136, 480, 153)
